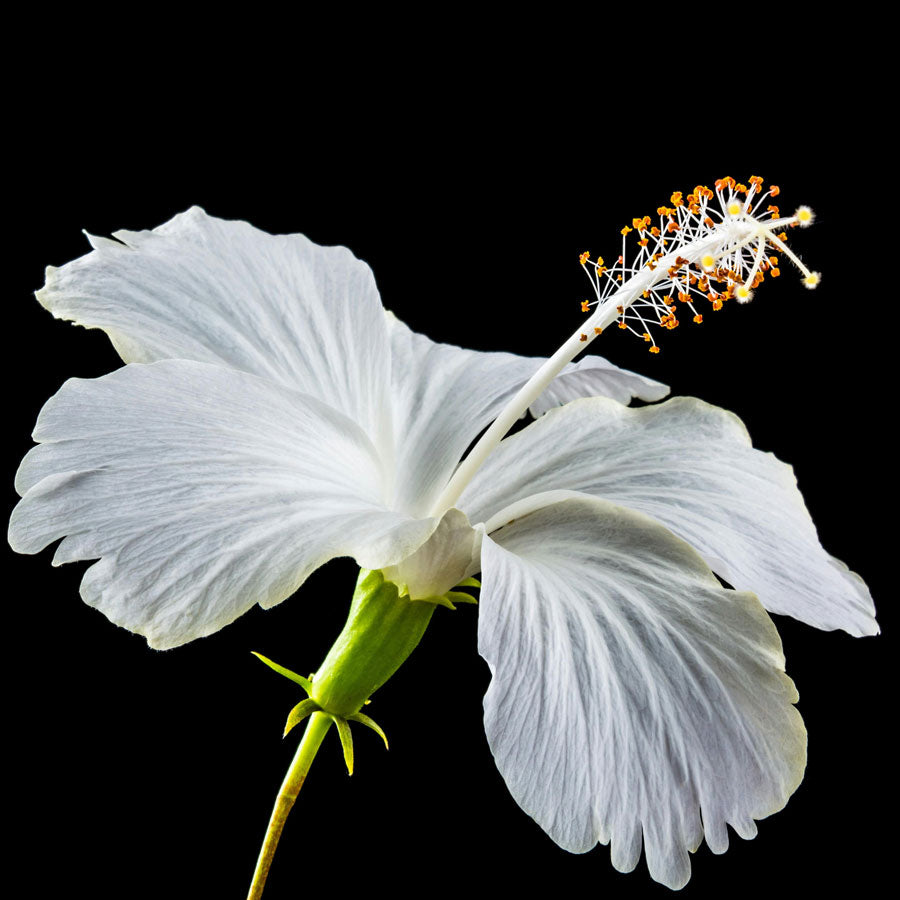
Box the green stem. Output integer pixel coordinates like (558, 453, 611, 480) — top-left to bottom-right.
(246, 711, 333, 900)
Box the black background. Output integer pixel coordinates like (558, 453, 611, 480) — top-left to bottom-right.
(6, 58, 891, 900)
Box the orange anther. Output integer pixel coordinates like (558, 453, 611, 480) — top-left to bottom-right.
(712, 299, 723, 311)
(594, 326, 603, 334)
(767, 205, 780, 216)
(621, 226, 632, 236)
(735, 183, 748, 194)
(579, 251, 590, 265)
(649, 346, 660, 354)
(749, 175, 764, 187)
(771, 267, 781, 277)
(618, 321, 627, 329)
(642, 333, 651, 342)
(581, 300, 591, 312)
(693, 314, 704, 324)
(579, 333, 588, 342)
(670, 191, 684, 206)
(678, 292, 690, 303)
(667, 221, 680, 232)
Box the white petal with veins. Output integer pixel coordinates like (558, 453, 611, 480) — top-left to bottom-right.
(10, 360, 434, 649)
(479, 495, 806, 889)
(381, 507, 481, 600)
(461, 396, 877, 636)
(37, 207, 393, 454)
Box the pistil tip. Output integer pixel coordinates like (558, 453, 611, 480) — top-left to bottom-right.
(803, 272, 821, 289)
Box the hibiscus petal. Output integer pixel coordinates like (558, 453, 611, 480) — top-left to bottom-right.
(460, 396, 877, 636)
(36, 207, 392, 452)
(9, 360, 434, 649)
(527, 354, 669, 415)
(479, 495, 806, 889)
(386, 313, 667, 516)
(380, 507, 481, 600)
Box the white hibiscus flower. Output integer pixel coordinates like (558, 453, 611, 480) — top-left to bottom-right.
(8, 179, 877, 895)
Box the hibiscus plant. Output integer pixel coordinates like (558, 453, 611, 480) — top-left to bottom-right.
(8, 177, 877, 897)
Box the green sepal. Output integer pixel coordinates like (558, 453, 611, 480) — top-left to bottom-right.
(424, 594, 458, 609)
(283, 698, 321, 737)
(422, 589, 479, 610)
(445, 590, 478, 606)
(454, 577, 481, 588)
(251, 652, 313, 695)
(348, 712, 390, 750)
(331, 715, 355, 775)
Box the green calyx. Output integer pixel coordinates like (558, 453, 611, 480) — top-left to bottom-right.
(246, 569, 479, 898)
(253, 568, 479, 773)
